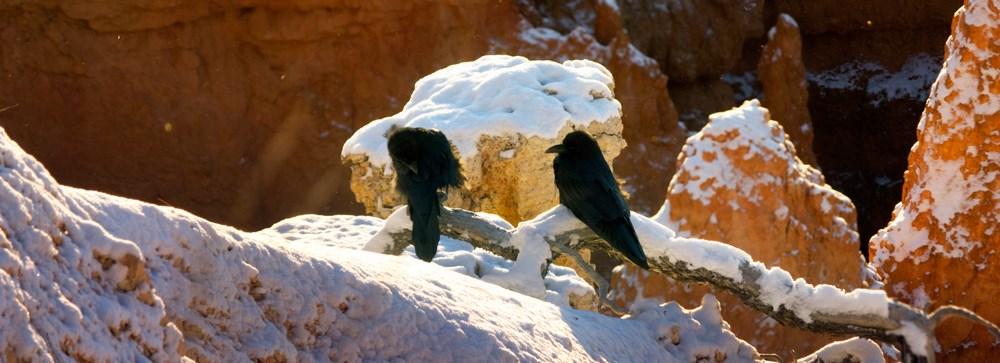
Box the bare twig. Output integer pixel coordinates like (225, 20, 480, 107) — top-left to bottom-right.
(928, 305, 1000, 343)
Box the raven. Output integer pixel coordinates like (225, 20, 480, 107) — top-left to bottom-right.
(546, 131, 650, 269)
(387, 127, 463, 262)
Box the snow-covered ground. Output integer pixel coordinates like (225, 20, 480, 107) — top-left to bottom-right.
(0, 127, 763, 361)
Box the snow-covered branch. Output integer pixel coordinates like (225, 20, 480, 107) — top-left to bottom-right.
(363, 205, 1000, 363)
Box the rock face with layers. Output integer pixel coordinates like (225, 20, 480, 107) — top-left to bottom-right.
(758, 14, 817, 166)
(617, 0, 765, 81)
(870, 1, 1000, 361)
(0, 0, 686, 230)
(612, 100, 866, 359)
(342, 56, 626, 223)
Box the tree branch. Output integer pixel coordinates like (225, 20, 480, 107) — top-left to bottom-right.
(363, 206, 1000, 363)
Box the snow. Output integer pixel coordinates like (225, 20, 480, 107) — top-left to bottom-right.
(799, 337, 885, 363)
(778, 13, 799, 29)
(808, 54, 942, 106)
(341, 55, 622, 170)
(872, 1, 1000, 269)
(513, 203, 881, 326)
(598, 0, 619, 12)
(660, 100, 787, 207)
(0, 126, 769, 361)
(360, 206, 589, 306)
(630, 295, 757, 360)
(720, 71, 762, 103)
(890, 321, 930, 359)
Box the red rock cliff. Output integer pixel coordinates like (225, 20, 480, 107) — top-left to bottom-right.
(0, 0, 681, 228)
(870, 1, 1000, 361)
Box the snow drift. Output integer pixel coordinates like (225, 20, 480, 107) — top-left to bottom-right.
(0, 127, 761, 361)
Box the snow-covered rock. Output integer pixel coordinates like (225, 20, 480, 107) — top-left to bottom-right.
(870, 1, 1000, 361)
(342, 55, 627, 223)
(0, 126, 762, 361)
(612, 100, 870, 360)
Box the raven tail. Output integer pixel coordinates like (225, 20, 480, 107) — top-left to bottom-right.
(410, 200, 441, 262)
(607, 220, 649, 270)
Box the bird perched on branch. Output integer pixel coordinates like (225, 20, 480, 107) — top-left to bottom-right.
(387, 127, 463, 262)
(546, 130, 649, 269)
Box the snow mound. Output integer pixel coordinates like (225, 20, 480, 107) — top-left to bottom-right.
(0, 127, 759, 361)
(798, 337, 885, 363)
(342, 55, 620, 166)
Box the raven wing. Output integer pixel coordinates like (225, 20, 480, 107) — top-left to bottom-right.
(555, 158, 648, 269)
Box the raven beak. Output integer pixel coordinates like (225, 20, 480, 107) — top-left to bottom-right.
(545, 144, 566, 154)
(405, 162, 419, 175)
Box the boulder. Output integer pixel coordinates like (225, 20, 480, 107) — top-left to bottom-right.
(870, 1, 1000, 361)
(341, 55, 627, 223)
(613, 100, 867, 360)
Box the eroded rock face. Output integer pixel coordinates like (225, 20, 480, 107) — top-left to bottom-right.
(870, 1, 1000, 361)
(797, 1, 959, 245)
(0, 0, 684, 230)
(618, 0, 765, 82)
(758, 14, 817, 166)
(613, 100, 866, 360)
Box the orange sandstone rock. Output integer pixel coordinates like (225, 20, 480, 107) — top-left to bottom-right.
(0, 0, 684, 229)
(870, 1, 1000, 361)
(758, 14, 817, 166)
(613, 100, 866, 359)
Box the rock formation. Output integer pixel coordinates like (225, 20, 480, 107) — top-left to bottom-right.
(341, 56, 626, 223)
(617, 0, 765, 82)
(870, 1, 1000, 361)
(758, 14, 817, 166)
(797, 0, 961, 245)
(0, 0, 684, 230)
(613, 100, 867, 360)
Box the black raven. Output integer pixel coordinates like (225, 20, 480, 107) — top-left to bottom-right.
(387, 127, 463, 262)
(546, 130, 650, 269)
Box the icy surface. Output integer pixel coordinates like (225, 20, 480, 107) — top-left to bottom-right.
(342, 55, 622, 168)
